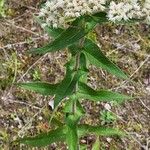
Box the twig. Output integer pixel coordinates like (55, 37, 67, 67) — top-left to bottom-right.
(113, 54, 150, 90)
(18, 97, 48, 137)
(0, 37, 42, 50)
(1, 20, 47, 39)
(17, 54, 47, 82)
(139, 98, 150, 112)
(125, 131, 147, 149)
(7, 99, 41, 110)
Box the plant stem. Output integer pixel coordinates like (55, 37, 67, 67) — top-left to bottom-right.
(72, 53, 80, 114)
(72, 38, 84, 115)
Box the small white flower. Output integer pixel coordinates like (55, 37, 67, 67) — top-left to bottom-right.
(38, 0, 107, 28)
(38, 116, 43, 120)
(41, 23, 47, 28)
(145, 15, 150, 24)
(104, 103, 111, 111)
(107, 0, 145, 22)
(38, 0, 150, 28)
(142, 0, 150, 24)
(49, 100, 54, 110)
(45, 1, 51, 7)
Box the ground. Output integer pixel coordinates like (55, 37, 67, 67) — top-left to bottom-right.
(0, 0, 150, 150)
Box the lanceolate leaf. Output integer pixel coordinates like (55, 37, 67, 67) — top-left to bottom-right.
(68, 44, 82, 56)
(79, 53, 89, 83)
(77, 82, 131, 103)
(80, 52, 89, 72)
(64, 99, 85, 118)
(50, 117, 64, 127)
(76, 100, 85, 117)
(92, 137, 100, 150)
(31, 16, 97, 54)
(44, 27, 64, 38)
(18, 127, 66, 147)
(64, 99, 85, 149)
(83, 38, 128, 79)
(54, 63, 85, 108)
(92, 12, 108, 24)
(78, 124, 125, 137)
(66, 114, 79, 150)
(54, 65, 75, 108)
(66, 124, 78, 150)
(17, 82, 58, 95)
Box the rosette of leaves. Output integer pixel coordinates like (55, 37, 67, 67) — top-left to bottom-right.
(16, 12, 132, 149)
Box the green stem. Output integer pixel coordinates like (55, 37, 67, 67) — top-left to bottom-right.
(72, 52, 80, 115)
(72, 38, 85, 150)
(72, 38, 84, 115)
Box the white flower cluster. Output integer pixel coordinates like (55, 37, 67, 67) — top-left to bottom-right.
(143, 0, 150, 24)
(38, 0, 150, 28)
(108, 0, 150, 24)
(39, 0, 107, 28)
(107, 0, 143, 22)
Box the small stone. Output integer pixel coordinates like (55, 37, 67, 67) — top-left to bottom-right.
(48, 100, 54, 110)
(106, 138, 112, 143)
(81, 139, 86, 144)
(38, 116, 43, 120)
(18, 124, 22, 129)
(104, 103, 111, 110)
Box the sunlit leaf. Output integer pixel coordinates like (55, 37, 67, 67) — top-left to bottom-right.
(50, 117, 64, 127)
(83, 38, 128, 79)
(77, 82, 131, 103)
(44, 27, 64, 38)
(66, 114, 79, 150)
(31, 16, 97, 54)
(64, 99, 85, 118)
(17, 82, 58, 95)
(17, 127, 66, 147)
(78, 124, 125, 137)
(54, 60, 85, 107)
(54, 64, 75, 108)
(92, 137, 100, 150)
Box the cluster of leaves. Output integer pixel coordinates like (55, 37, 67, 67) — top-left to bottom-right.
(16, 12, 131, 149)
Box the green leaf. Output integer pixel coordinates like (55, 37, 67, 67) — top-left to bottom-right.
(17, 127, 66, 147)
(64, 99, 85, 149)
(66, 114, 79, 150)
(80, 145, 88, 150)
(78, 124, 125, 137)
(66, 125, 78, 150)
(54, 60, 85, 107)
(79, 53, 89, 83)
(17, 82, 58, 95)
(76, 100, 85, 117)
(77, 82, 131, 103)
(92, 12, 108, 24)
(31, 16, 97, 54)
(54, 64, 75, 108)
(0, 0, 5, 17)
(68, 44, 82, 56)
(64, 99, 85, 118)
(83, 38, 128, 79)
(32, 16, 97, 54)
(44, 27, 64, 38)
(92, 137, 100, 150)
(79, 52, 89, 71)
(50, 117, 64, 127)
